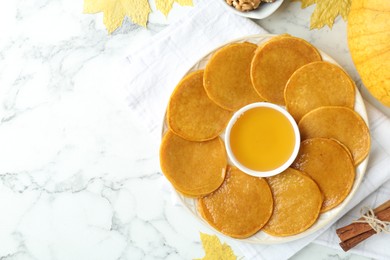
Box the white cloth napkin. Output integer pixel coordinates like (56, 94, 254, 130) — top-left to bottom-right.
(125, 1, 390, 259)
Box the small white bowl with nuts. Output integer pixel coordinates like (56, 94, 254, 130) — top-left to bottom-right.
(221, 0, 284, 19)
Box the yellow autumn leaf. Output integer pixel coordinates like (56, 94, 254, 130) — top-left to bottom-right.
(84, 0, 106, 13)
(121, 0, 150, 26)
(175, 0, 193, 6)
(303, 0, 316, 8)
(84, 0, 151, 33)
(195, 233, 237, 260)
(293, 0, 316, 8)
(155, 0, 193, 17)
(295, 0, 351, 29)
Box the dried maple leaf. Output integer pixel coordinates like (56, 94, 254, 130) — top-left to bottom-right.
(84, 0, 151, 33)
(297, 0, 316, 8)
(295, 0, 351, 29)
(195, 233, 237, 260)
(155, 0, 193, 17)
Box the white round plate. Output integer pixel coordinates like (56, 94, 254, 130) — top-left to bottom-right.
(163, 34, 369, 244)
(219, 0, 284, 19)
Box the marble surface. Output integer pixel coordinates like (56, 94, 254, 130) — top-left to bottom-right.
(0, 0, 385, 259)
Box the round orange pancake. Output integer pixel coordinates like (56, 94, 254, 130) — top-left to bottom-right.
(285, 61, 356, 121)
(160, 130, 227, 197)
(198, 166, 273, 238)
(291, 138, 355, 212)
(263, 168, 322, 236)
(167, 70, 232, 141)
(251, 36, 322, 105)
(204, 42, 263, 111)
(298, 106, 370, 165)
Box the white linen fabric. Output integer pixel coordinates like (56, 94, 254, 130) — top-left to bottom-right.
(125, 1, 390, 259)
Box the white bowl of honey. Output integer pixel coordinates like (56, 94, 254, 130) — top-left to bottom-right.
(225, 102, 300, 178)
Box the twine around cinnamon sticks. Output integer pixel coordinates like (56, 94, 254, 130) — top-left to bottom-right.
(336, 200, 390, 251)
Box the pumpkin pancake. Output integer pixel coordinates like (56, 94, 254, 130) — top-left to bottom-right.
(160, 130, 227, 197)
(251, 36, 322, 105)
(167, 70, 232, 141)
(285, 61, 355, 121)
(291, 138, 355, 212)
(263, 168, 322, 237)
(298, 106, 370, 165)
(198, 166, 273, 238)
(203, 42, 263, 111)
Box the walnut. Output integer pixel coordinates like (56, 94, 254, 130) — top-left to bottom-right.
(226, 0, 261, 12)
(226, 0, 277, 12)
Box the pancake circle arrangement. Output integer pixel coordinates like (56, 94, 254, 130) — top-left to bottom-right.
(159, 34, 371, 243)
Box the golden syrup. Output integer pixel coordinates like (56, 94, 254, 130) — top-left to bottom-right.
(229, 107, 296, 171)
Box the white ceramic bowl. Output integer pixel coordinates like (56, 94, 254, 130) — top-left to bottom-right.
(225, 102, 300, 177)
(219, 0, 284, 19)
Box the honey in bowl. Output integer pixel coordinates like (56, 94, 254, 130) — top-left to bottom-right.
(225, 102, 300, 177)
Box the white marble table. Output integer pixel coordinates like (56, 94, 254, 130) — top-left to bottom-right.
(0, 0, 385, 259)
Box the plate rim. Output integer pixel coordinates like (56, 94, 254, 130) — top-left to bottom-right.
(163, 34, 370, 244)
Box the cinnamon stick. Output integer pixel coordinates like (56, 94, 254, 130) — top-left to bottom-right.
(336, 200, 390, 252)
(336, 204, 390, 241)
(339, 229, 376, 252)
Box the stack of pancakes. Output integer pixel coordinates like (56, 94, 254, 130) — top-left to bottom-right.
(159, 35, 370, 239)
